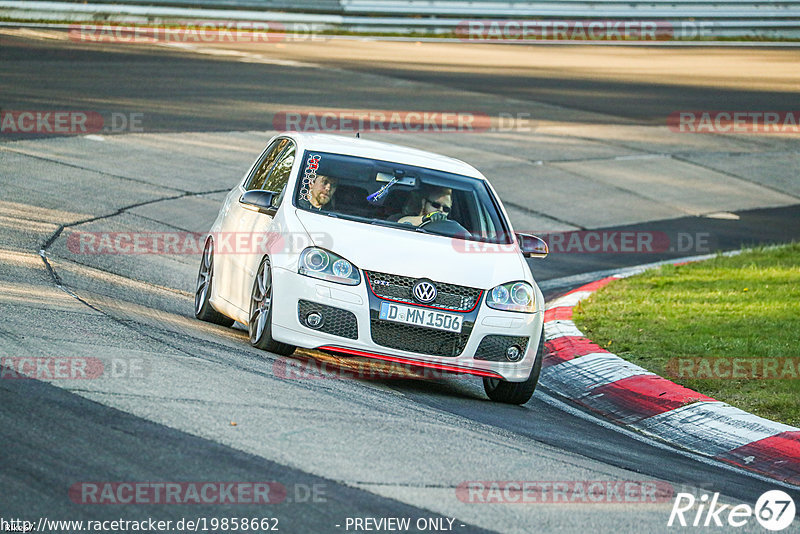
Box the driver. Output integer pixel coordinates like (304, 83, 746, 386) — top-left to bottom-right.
(298, 174, 338, 211)
(398, 187, 452, 226)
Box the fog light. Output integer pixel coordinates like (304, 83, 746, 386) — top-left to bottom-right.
(506, 345, 522, 362)
(306, 312, 324, 329)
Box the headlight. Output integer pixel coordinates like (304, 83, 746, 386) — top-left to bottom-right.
(486, 281, 536, 313)
(298, 248, 360, 286)
(303, 249, 329, 272)
(331, 259, 352, 278)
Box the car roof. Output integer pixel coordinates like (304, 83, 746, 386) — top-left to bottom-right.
(279, 132, 486, 180)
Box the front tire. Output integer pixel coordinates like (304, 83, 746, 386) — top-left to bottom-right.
(249, 257, 295, 356)
(195, 238, 235, 327)
(483, 327, 544, 405)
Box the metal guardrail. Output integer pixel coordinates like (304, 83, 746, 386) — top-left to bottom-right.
(337, 0, 800, 20)
(50, 0, 344, 12)
(341, 0, 800, 15)
(2, 0, 800, 39)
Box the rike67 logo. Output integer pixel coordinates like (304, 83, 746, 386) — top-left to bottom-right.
(668, 490, 796, 531)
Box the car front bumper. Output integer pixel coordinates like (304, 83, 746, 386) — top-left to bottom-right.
(269, 267, 544, 382)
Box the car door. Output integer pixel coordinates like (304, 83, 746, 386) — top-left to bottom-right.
(232, 140, 296, 311)
(220, 137, 291, 312)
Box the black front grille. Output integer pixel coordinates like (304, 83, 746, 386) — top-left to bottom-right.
(370, 319, 470, 358)
(297, 300, 358, 339)
(365, 270, 482, 311)
(474, 335, 530, 362)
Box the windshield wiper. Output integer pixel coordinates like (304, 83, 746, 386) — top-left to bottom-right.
(371, 219, 403, 229)
(323, 211, 431, 234)
(324, 212, 366, 223)
(372, 220, 425, 235)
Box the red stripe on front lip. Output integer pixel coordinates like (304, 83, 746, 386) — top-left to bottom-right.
(317, 345, 504, 379)
(364, 271, 482, 313)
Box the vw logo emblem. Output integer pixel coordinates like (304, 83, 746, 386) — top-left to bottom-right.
(412, 280, 437, 304)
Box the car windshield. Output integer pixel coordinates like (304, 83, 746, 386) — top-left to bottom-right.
(293, 150, 512, 244)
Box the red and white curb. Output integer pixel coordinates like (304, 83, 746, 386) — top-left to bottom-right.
(539, 275, 800, 486)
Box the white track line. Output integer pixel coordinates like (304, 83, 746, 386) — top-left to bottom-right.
(536, 387, 800, 491)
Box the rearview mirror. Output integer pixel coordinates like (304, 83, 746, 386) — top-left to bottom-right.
(375, 172, 417, 187)
(516, 233, 548, 258)
(239, 190, 278, 215)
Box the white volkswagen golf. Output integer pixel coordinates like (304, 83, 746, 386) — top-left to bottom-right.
(195, 132, 549, 404)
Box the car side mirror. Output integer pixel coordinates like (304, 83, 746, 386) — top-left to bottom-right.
(516, 233, 548, 258)
(240, 190, 278, 215)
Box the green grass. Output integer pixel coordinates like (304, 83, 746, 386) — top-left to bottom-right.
(573, 243, 800, 426)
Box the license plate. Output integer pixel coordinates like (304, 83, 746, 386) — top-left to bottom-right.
(379, 302, 463, 333)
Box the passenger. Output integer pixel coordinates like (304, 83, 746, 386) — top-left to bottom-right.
(298, 174, 338, 211)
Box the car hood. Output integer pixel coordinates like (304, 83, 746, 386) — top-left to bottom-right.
(294, 210, 531, 289)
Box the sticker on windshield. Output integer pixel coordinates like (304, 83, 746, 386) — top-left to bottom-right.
(300, 154, 321, 202)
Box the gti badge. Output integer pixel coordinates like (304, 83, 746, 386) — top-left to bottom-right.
(412, 279, 437, 304)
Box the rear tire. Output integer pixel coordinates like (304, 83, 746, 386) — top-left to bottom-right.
(195, 238, 235, 327)
(483, 327, 544, 405)
(249, 256, 295, 356)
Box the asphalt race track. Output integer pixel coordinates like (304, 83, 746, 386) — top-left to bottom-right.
(1, 29, 800, 533)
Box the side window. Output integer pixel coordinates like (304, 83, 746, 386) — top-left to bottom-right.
(263, 147, 295, 208)
(245, 138, 290, 191)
